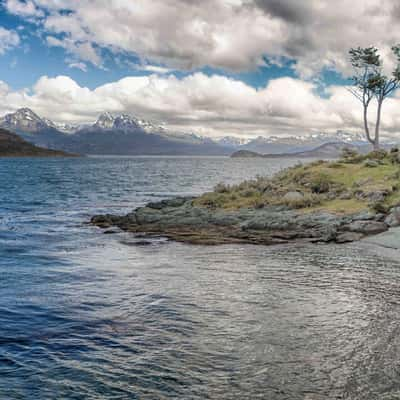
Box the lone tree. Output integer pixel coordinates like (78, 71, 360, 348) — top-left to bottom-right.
(349, 46, 400, 150)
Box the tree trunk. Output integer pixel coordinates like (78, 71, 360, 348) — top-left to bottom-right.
(374, 99, 383, 150)
(363, 103, 374, 146)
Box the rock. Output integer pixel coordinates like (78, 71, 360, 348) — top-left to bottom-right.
(348, 210, 376, 221)
(346, 220, 388, 235)
(282, 191, 303, 202)
(147, 197, 191, 210)
(336, 232, 364, 243)
(353, 177, 372, 187)
(91, 214, 114, 228)
(384, 206, 400, 227)
(339, 191, 353, 200)
(366, 190, 389, 203)
(363, 159, 379, 168)
(90, 196, 391, 245)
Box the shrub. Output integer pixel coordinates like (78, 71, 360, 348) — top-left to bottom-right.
(367, 149, 387, 160)
(309, 172, 334, 194)
(371, 201, 389, 214)
(280, 193, 322, 209)
(341, 147, 359, 159)
(327, 162, 344, 168)
(214, 183, 230, 193)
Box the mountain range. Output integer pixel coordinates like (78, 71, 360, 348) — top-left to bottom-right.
(0, 108, 381, 156)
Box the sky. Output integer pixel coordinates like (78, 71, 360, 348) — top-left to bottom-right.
(1, 0, 400, 138)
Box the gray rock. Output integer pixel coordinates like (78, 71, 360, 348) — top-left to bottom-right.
(346, 220, 388, 235)
(339, 191, 353, 200)
(384, 206, 400, 227)
(366, 190, 388, 203)
(363, 159, 379, 168)
(349, 210, 377, 221)
(147, 197, 191, 209)
(282, 191, 303, 202)
(353, 177, 372, 187)
(336, 232, 364, 243)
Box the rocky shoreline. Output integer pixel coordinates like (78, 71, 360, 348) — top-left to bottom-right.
(91, 197, 400, 245)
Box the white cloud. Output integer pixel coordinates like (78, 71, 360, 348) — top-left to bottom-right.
(4, 0, 400, 77)
(4, 0, 44, 18)
(0, 27, 20, 54)
(1, 72, 400, 138)
(46, 36, 101, 67)
(138, 65, 173, 74)
(68, 61, 87, 72)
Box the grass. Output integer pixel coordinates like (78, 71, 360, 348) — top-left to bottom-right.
(193, 149, 400, 214)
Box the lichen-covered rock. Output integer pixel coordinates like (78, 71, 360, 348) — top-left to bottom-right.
(336, 232, 364, 243)
(384, 206, 400, 227)
(91, 196, 393, 245)
(282, 191, 303, 202)
(345, 220, 388, 235)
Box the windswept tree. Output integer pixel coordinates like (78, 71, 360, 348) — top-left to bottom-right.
(349, 46, 400, 150)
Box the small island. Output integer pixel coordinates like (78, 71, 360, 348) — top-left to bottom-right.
(92, 148, 400, 245)
(0, 128, 74, 157)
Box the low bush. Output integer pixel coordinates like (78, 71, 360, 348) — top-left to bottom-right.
(309, 172, 333, 194)
(214, 183, 231, 193)
(280, 193, 322, 209)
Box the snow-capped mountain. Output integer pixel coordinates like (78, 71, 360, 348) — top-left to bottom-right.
(1, 107, 395, 156)
(0, 108, 49, 133)
(0, 108, 232, 155)
(42, 118, 78, 134)
(217, 136, 252, 148)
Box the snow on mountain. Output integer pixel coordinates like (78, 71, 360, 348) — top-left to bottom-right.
(217, 136, 252, 147)
(42, 118, 78, 134)
(0, 108, 48, 133)
(2, 108, 395, 155)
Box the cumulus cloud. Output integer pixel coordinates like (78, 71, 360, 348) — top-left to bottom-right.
(46, 36, 101, 67)
(4, 0, 44, 18)
(0, 27, 20, 54)
(4, 0, 400, 77)
(1, 72, 400, 138)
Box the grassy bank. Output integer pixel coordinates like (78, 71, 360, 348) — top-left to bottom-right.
(193, 148, 400, 214)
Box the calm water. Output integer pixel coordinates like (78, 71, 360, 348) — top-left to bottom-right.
(1, 156, 400, 400)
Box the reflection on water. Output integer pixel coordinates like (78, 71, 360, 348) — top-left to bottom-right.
(1, 156, 400, 399)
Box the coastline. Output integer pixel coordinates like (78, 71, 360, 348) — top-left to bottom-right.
(91, 151, 400, 246)
(90, 196, 398, 246)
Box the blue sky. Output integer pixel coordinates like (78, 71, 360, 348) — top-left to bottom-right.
(0, 0, 397, 137)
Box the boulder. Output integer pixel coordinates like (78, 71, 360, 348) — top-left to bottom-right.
(384, 206, 400, 227)
(282, 191, 303, 202)
(339, 191, 353, 200)
(363, 159, 379, 168)
(346, 220, 388, 235)
(366, 190, 389, 203)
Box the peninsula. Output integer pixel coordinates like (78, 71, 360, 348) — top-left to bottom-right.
(92, 148, 400, 245)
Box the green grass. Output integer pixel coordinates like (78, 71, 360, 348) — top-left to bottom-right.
(193, 150, 400, 214)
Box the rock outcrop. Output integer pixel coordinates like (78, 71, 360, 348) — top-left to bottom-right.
(91, 197, 395, 245)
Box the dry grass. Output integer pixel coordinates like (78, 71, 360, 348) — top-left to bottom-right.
(193, 149, 400, 213)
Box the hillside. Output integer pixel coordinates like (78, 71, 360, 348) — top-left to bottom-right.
(0, 129, 73, 157)
(231, 142, 370, 159)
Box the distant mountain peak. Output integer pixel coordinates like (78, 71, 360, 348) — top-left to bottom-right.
(94, 112, 116, 129)
(0, 107, 48, 133)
